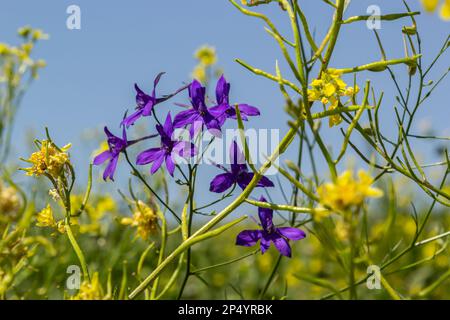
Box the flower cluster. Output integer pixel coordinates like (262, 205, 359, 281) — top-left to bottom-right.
(191, 45, 217, 83)
(22, 140, 71, 179)
(70, 272, 105, 300)
(35, 204, 71, 234)
(121, 200, 159, 240)
(307, 69, 359, 127)
(0, 182, 20, 219)
(317, 170, 383, 212)
(421, 0, 450, 20)
(94, 73, 261, 182)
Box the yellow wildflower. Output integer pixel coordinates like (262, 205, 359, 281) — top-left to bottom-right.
(191, 64, 207, 83)
(36, 204, 56, 228)
(317, 170, 383, 212)
(121, 200, 159, 240)
(421, 0, 450, 20)
(70, 272, 104, 300)
(194, 45, 217, 66)
(22, 140, 71, 179)
(0, 183, 20, 215)
(307, 70, 358, 127)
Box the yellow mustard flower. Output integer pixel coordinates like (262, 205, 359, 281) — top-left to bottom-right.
(121, 200, 159, 240)
(421, 0, 450, 20)
(317, 170, 383, 212)
(36, 204, 56, 228)
(194, 45, 217, 66)
(307, 70, 359, 127)
(191, 64, 207, 83)
(0, 183, 20, 215)
(70, 272, 104, 300)
(22, 140, 71, 179)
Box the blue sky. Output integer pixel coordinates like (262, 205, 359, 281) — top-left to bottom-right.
(1, 1, 449, 209)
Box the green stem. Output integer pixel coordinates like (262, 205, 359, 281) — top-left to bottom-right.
(259, 254, 283, 299)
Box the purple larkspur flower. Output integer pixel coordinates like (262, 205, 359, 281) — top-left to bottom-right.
(173, 79, 221, 136)
(209, 75, 260, 125)
(136, 113, 196, 176)
(209, 141, 274, 193)
(93, 126, 152, 181)
(236, 196, 306, 257)
(121, 72, 188, 128)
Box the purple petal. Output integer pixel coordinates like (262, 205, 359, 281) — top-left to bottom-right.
(121, 109, 144, 127)
(165, 154, 175, 176)
(272, 236, 292, 257)
(189, 80, 206, 109)
(236, 229, 262, 247)
(229, 141, 245, 166)
(163, 112, 174, 137)
(173, 109, 200, 128)
(150, 153, 165, 174)
(238, 104, 260, 116)
(260, 234, 271, 254)
(256, 175, 275, 188)
(136, 148, 164, 165)
(173, 141, 197, 158)
(142, 100, 156, 116)
(277, 227, 306, 241)
(93, 150, 112, 165)
(237, 171, 254, 190)
(103, 156, 119, 181)
(257, 196, 273, 231)
(209, 173, 235, 193)
(215, 75, 230, 105)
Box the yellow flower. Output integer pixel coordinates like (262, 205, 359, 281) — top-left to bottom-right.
(194, 45, 217, 66)
(191, 64, 207, 83)
(307, 70, 356, 127)
(70, 272, 104, 300)
(36, 204, 56, 228)
(317, 170, 383, 212)
(0, 183, 20, 215)
(421, 0, 450, 20)
(22, 140, 71, 178)
(121, 201, 159, 240)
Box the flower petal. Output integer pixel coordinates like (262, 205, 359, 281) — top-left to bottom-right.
(103, 155, 119, 181)
(256, 175, 275, 188)
(121, 109, 144, 127)
(136, 148, 164, 165)
(93, 150, 112, 165)
(277, 227, 306, 241)
(215, 75, 230, 105)
(272, 235, 292, 257)
(165, 154, 175, 176)
(236, 171, 253, 190)
(238, 104, 260, 116)
(257, 196, 273, 231)
(173, 109, 200, 128)
(236, 229, 262, 247)
(260, 234, 271, 254)
(150, 153, 165, 174)
(209, 173, 235, 193)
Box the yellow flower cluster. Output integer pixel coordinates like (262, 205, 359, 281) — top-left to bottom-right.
(121, 200, 159, 240)
(0, 183, 20, 216)
(35, 204, 67, 234)
(70, 273, 104, 300)
(307, 70, 359, 127)
(191, 45, 217, 83)
(317, 170, 383, 212)
(0, 26, 47, 85)
(421, 0, 450, 20)
(22, 140, 71, 179)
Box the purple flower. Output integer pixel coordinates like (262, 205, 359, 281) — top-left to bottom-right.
(173, 79, 221, 136)
(122, 73, 187, 128)
(236, 196, 306, 257)
(93, 126, 131, 181)
(136, 113, 196, 176)
(209, 141, 274, 193)
(209, 75, 260, 125)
